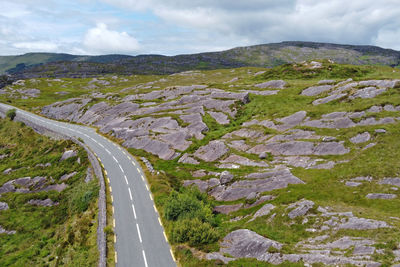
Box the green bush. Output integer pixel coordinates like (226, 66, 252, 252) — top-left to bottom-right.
(164, 188, 214, 224)
(6, 108, 16, 121)
(170, 218, 219, 246)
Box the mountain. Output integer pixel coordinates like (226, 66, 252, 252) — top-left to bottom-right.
(2, 41, 400, 78)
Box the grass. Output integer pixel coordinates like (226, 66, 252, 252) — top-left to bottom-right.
(2, 62, 400, 265)
(0, 118, 99, 266)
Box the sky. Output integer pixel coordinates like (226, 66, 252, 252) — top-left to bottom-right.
(1, 0, 400, 56)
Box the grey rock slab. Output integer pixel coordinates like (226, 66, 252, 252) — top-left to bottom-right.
(363, 143, 376, 150)
(255, 80, 286, 89)
(123, 136, 178, 160)
(211, 168, 304, 201)
(0, 225, 16, 235)
(227, 140, 250, 152)
(220, 229, 282, 258)
(27, 198, 59, 206)
(0, 202, 9, 210)
(249, 141, 315, 156)
(358, 79, 400, 88)
(59, 171, 77, 181)
(313, 142, 349, 155)
(220, 171, 234, 185)
(350, 87, 386, 99)
(350, 132, 371, 144)
(210, 91, 249, 104)
(158, 131, 192, 151)
(366, 193, 397, 199)
(230, 128, 264, 139)
(214, 204, 243, 214)
(367, 105, 383, 113)
(310, 161, 336, 169)
(353, 246, 375, 255)
(301, 85, 334, 96)
(208, 111, 230, 125)
(339, 217, 390, 230)
(194, 140, 229, 162)
(345, 181, 362, 187)
(275, 111, 307, 130)
(178, 153, 199, 164)
(241, 90, 278, 96)
(375, 129, 386, 133)
(221, 154, 268, 167)
(60, 150, 77, 161)
(312, 93, 346, 105)
(205, 252, 234, 264)
(250, 204, 275, 221)
(318, 79, 336, 85)
(379, 177, 400, 187)
(288, 200, 314, 219)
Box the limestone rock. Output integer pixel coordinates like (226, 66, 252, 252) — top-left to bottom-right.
(214, 204, 243, 214)
(28, 198, 59, 206)
(208, 111, 230, 125)
(220, 229, 282, 258)
(0, 225, 16, 235)
(60, 150, 77, 161)
(255, 80, 286, 89)
(312, 93, 346, 105)
(345, 181, 362, 187)
(178, 153, 199, 164)
(221, 154, 268, 167)
(366, 193, 397, 199)
(250, 204, 275, 221)
(0, 202, 9, 210)
(59, 171, 77, 181)
(350, 87, 386, 99)
(379, 177, 400, 187)
(350, 132, 371, 144)
(205, 252, 234, 264)
(339, 217, 390, 230)
(194, 140, 229, 162)
(301, 85, 333, 96)
(288, 200, 314, 219)
(220, 171, 234, 185)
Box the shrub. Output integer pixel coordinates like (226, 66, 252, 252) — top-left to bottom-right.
(170, 218, 219, 246)
(6, 109, 16, 121)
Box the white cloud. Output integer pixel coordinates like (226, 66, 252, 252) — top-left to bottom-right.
(83, 23, 140, 54)
(13, 41, 59, 51)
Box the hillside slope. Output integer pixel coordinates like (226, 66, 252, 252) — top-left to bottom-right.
(2, 61, 400, 266)
(2, 42, 400, 78)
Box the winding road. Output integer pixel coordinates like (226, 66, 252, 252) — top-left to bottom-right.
(0, 103, 176, 267)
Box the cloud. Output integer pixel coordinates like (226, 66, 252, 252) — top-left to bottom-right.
(83, 23, 140, 54)
(13, 41, 59, 51)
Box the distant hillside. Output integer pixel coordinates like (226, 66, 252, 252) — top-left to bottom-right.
(3, 41, 400, 78)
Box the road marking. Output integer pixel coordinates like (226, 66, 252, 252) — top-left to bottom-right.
(123, 150, 127, 155)
(113, 219, 116, 228)
(158, 217, 162, 226)
(115, 252, 118, 264)
(132, 161, 136, 166)
(105, 148, 111, 154)
(114, 234, 116, 243)
(128, 188, 133, 200)
(112, 206, 114, 214)
(104, 170, 108, 176)
(119, 164, 124, 173)
(111, 195, 113, 203)
(163, 231, 168, 242)
(145, 184, 149, 191)
(101, 163, 105, 169)
(149, 193, 153, 200)
(98, 143, 104, 148)
(170, 249, 176, 262)
(124, 175, 129, 185)
(142, 250, 148, 267)
(141, 175, 145, 182)
(107, 178, 110, 184)
(136, 167, 140, 172)
(112, 155, 117, 162)
(118, 146, 122, 151)
(136, 223, 142, 243)
(131, 204, 137, 219)
(109, 186, 112, 193)
(153, 204, 157, 213)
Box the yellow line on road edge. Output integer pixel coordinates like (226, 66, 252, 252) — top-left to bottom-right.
(104, 170, 108, 176)
(113, 219, 116, 228)
(163, 231, 168, 241)
(112, 206, 114, 214)
(109, 186, 112, 193)
(111, 195, 113, 203)
(153, 204, 157, 213)
(158, 217, 162, 226)
(114, 234, 116, 243)
(115, 251, 118, 264)
(170, 249, 176, 262)
(107, 178, 110, 183)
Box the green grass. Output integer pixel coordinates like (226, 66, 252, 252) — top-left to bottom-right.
(2, 62, 400, 266)
(0, 118, 99, 266)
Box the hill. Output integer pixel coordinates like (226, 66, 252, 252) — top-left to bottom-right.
(1, 61, 400, 265)
(2, 41, 400, 78)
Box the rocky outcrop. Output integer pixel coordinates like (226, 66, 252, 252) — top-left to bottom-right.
(60, 150, 77, 161)
(287, 200, 314, 218)
(194, 141, 229, 162)
(27, 198, 59, 206)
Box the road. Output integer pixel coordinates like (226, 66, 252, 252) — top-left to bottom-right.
(0, 103, 176, 267)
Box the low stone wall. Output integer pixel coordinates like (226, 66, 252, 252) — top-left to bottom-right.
(0, 105, 107, 267)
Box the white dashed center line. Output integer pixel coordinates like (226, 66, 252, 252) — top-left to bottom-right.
(142, 250, 148, 267)
(128, 188, 133, 201)
(136, 223, 142, 243)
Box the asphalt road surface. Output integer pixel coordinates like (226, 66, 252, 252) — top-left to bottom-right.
(0, 103, 176, 267)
